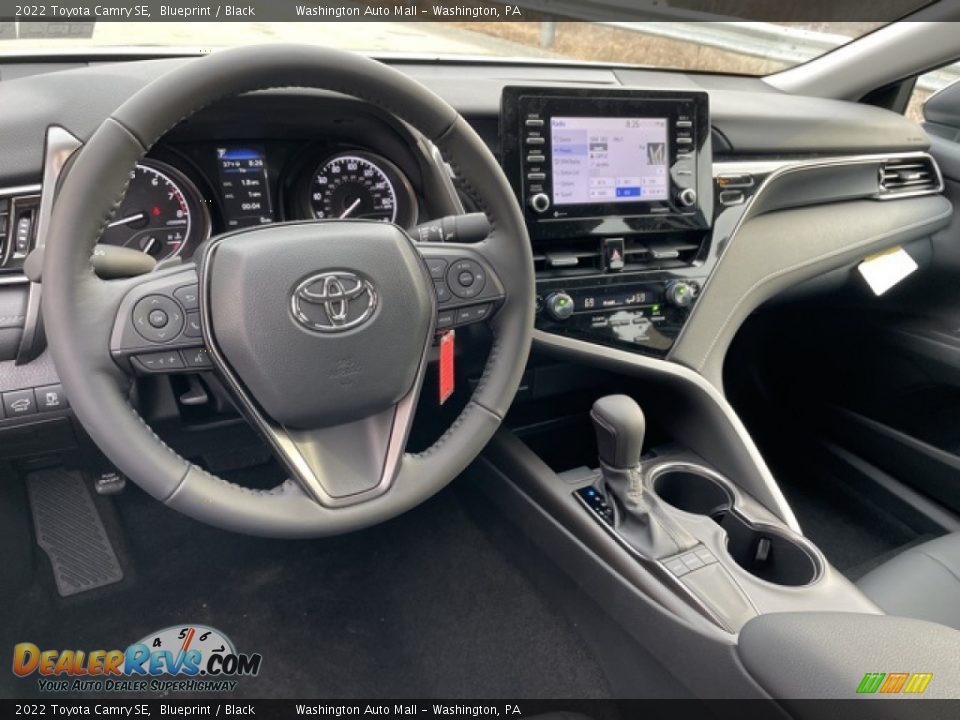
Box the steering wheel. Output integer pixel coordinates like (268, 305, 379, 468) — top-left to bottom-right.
(41, 45, 534, 537)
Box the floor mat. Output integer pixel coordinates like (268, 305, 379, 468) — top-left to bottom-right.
(26, 468, 124, 596)
(2, 483, 612, 700)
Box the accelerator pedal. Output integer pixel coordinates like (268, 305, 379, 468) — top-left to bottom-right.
(26, 468, 124, 596)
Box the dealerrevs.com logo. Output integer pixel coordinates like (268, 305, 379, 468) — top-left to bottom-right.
(13, 625, 262, 693)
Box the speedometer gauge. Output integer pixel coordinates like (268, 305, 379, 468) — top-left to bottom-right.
(100, 161, 207, 262)
(308, 151, 416, 227)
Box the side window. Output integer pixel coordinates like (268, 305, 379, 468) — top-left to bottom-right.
(908, 61, 960, 123)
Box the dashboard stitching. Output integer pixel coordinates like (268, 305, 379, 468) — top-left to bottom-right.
(181, 463, 294, 499)
(405, 121, 507, 457)
(693, 203, 954, 373)
(83, 121, 200, 484)
(122, 399, 189, 479)
(89, 119, 148, 273)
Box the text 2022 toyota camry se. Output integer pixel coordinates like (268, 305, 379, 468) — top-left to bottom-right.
(1, 4, 960, 715)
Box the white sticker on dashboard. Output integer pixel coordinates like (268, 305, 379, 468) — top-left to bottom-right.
(857, 246, 918, 296)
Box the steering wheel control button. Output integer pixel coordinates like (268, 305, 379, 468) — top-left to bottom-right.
(447, 259, 486, 299)
(147, 309, 169, 328)
(184, 311, 203, 338)
(132, 295, 184, 343)
(182, 347, 213, 369)
(173, 284, 200, 311)
(3, 389, 37, 417)
(434, 281, 452, 304)
(455, 304, 491, 325)
(133, 351, 184, 373)
(436, 310, 456, 329)
(425, 257, 448, 279)
(36, 385, 68, 412)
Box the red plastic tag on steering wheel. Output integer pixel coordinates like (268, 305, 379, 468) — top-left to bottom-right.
(438, 330, 455, 405)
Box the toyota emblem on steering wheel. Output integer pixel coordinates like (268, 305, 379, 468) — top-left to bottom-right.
(291, 271, 378, 333)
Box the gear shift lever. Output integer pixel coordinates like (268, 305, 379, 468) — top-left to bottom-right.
(592, 395, 646, 470)
(591, 395, 696, 558)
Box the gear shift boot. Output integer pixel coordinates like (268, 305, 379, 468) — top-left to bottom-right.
(591, 395, 697, 559)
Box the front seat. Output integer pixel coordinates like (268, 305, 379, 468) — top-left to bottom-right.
(857, 533, 960, 630)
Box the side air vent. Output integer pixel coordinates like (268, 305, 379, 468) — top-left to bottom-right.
(0, 193, 41, 273)
(878, 157, 941, 198)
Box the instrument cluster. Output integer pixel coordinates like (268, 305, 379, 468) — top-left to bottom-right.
(100, 140, 421, 261)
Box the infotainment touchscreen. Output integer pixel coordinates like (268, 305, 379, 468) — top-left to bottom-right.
(550, 117, 669, 205)
(500, 86, 711, 240)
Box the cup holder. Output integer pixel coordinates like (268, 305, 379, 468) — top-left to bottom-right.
(652, 469, 732, 518)
(652, 466, 821, 587)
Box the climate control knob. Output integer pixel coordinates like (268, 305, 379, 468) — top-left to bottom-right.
(544, 291, 574, 321)
(665, 281, 697, 308)
(678, 188, 698, 207)
(530, 193, 551, 214)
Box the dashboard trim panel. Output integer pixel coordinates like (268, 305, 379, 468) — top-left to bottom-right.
(17, 126, 83, 364)
(670, 151, 946, 372)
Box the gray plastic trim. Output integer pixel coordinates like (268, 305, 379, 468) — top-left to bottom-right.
(647, 460, 826, 589)
(16, 126, 82, 364)
(712, 151, 944, 206)
(532, 327, 801, 533)
(670, 160, 953, 389)
(572, 487, 736, 631)
(0, 184, 42, 198)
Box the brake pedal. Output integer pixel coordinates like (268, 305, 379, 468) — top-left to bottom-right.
(26, 468, 124, 596)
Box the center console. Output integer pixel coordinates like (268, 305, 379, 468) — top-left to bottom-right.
(500, 87, 714, 357)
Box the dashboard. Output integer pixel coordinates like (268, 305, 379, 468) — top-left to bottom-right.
(105, 136, 422, 263)
(0, 53, 949, 443)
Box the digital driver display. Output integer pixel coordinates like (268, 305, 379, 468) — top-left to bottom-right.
(550, 117, 669, 205)
(215, 146, 274, 228)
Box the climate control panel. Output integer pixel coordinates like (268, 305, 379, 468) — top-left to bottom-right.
(535, 277, 705, 357)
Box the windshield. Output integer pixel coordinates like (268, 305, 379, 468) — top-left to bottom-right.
(1, 21, 890, 74)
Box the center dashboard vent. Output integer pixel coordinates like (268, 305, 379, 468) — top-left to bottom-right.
(878, 157, 941, 197)
(533, 234, 704, 279)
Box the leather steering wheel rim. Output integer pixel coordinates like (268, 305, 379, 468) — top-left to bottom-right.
(41, 45, 534, 537)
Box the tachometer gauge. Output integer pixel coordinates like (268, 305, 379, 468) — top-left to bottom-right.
(307, 151, 416, 228)
(100, 161, 207, 262)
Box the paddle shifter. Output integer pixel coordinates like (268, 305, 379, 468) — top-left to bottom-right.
(590, 395, 697, 558)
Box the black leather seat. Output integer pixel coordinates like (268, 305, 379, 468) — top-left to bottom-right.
(857, 532, 960, 630)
